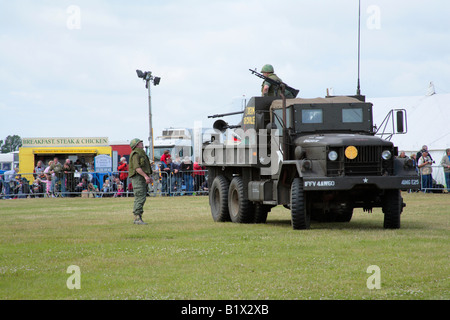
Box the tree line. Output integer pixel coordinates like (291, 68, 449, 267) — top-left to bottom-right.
(0, 135, 22, 153)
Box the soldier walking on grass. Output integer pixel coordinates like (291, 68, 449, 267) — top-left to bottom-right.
(129, 138, 153, 225)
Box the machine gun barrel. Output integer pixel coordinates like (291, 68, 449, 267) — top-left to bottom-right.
(208, 111, 244, 119)
(249, 69, 299, 98)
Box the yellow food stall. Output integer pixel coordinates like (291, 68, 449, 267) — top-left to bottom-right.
(19, 137, 112, 182)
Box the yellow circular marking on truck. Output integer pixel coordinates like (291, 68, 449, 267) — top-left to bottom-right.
(345, 146, 358, 159)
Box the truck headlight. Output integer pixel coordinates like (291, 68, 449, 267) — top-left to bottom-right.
(381, 150, 392, 160)
(328, 150, 338, 161)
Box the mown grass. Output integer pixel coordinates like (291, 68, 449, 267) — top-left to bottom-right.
(0, 193, 448, 300)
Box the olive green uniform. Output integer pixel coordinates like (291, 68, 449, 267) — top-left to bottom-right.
(129, 148, 152, 219)
(261, 73, 283, 97)
(260, 64, 296, 98)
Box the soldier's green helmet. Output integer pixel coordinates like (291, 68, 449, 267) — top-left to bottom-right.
(130, 138, 143, 150)
(261, 64, 274, 73)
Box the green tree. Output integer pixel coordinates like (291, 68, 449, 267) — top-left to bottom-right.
(0, 135, 22, 153)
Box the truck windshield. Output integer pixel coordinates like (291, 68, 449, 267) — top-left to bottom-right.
(154, 146, 192, 162)
(302, 109, 323, 124)
(153, 147, 174, 162)
(290, 102, 372, 134)
(342, 108, 363, 123)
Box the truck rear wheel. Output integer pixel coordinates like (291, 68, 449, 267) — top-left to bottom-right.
(210, 175, 230, 222)
(290, 177, 311, 230)
(383, 189, 402, 229)
(228, 177, 255, 223)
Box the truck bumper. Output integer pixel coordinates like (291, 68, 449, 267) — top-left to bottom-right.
(302, 175, 421, 191)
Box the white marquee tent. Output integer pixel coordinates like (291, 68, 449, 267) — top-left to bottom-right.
(369, 88, 449, 186)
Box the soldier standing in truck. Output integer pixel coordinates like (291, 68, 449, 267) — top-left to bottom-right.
(260, 64, 296, 98)
(260, 64, 282, 97)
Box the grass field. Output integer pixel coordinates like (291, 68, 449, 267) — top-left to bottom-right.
(0, 193, 448, 300)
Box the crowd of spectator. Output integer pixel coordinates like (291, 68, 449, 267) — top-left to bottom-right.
(157, 151, 208, 196)
(2, 145, 448, 199)
(397, 145, 450, 193)
(0, 156, 130, 199)
(0, 152, 209, 199)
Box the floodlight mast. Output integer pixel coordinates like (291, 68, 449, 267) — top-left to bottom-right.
(147, 77, 154, 162)
(136, 69, 161, 162)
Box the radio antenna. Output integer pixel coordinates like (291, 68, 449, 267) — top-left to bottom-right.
(356, 0, 361, 95)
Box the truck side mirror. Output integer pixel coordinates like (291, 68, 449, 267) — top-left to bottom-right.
(396, 110, 405, 133)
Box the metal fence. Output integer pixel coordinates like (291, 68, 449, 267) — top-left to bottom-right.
(0, 169, 208, 199)
(1, 166, 449, 199)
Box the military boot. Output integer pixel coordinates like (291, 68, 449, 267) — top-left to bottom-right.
(133, 215, 148, 225)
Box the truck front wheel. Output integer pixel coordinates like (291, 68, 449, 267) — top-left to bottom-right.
(210, 175, 230, 222)
(383, 189, 403, 229)
(290, 177, 311, 230)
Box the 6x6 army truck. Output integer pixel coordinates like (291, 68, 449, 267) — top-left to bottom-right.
(202, 94, 419, 230)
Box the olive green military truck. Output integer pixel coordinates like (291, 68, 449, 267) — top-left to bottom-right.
(202, 95, 419, 229)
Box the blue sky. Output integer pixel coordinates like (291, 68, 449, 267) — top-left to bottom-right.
(1, 0, 449, 143)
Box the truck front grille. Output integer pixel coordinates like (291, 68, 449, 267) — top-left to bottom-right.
(327, 146, 393, 176)
(345, 146, 382, 176)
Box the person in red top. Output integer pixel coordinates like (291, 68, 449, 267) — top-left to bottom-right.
(160, 150, 171, 164)
(193, 157, 206, 192)
(118, 157, 129, 192)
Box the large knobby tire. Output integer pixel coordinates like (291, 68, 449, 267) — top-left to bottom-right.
(383, 189, 402, 229)
(209, 175, 230, 222)
(228, 177, 255, 223)
(254, 203, 270, 224)
(290, 177, 311, 230)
